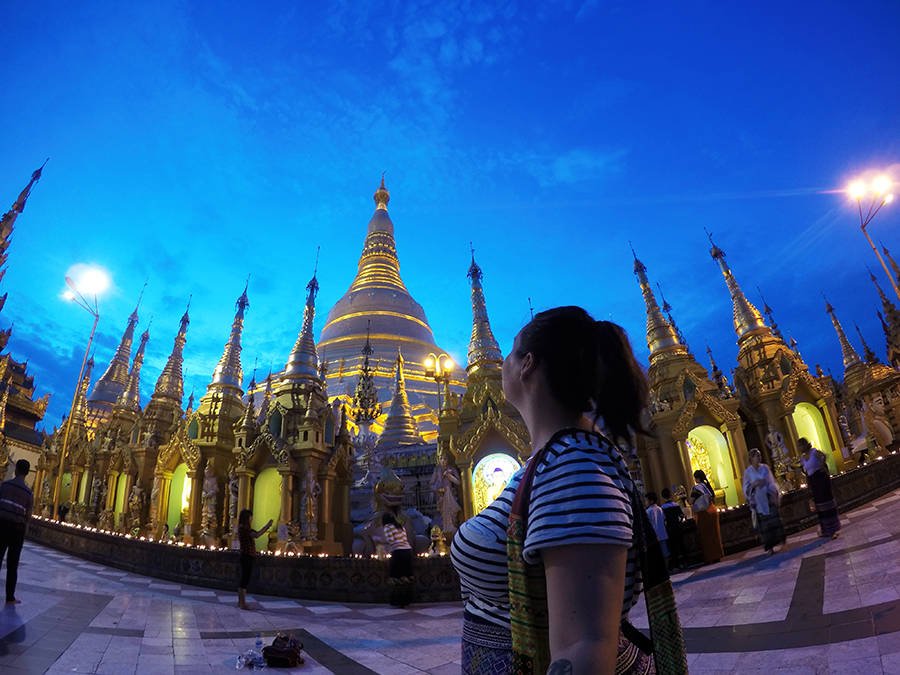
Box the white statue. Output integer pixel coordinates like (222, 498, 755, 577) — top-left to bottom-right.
(430, 454, 461, 537)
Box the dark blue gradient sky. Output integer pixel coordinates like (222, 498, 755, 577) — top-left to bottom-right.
(2, 1, 899, 427)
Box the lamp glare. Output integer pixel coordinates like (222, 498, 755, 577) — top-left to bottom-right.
(885, 194, 894, 204)
(849, 181, 866, 199)
(443, 358, 454, 371)
(77, 268, 110, 296)
(873, 177, 891, 193)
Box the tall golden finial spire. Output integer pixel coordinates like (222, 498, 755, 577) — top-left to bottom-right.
(855, 324, 880, 364)
(630, 244, 685, 359)
(0, 161, 46, 279)
(376, 349, 424, 448)
(152, 298, 190, 404)
(824, 295, 862, 369)
(86, 292, 143, 414)
(466, 244, 503, 374)
(209, 280, 249, 396)
(374, 173, 390, 210)
(284, 258, 321, 381)
(706, 231, 768, 341)
(882, 243, 900, 283)
(757, 288, 785, 342)
(117, 324, 150, 412)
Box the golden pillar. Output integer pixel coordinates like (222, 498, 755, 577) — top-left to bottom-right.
(105, 471, 119, 511)
(69, 470, 82, 506)
(237, 471, 253, 513)
(818, 398, 846, 472)
(724, 424, 747, 503)
(459, 459, 474, 521)
(184, 468, 203, 542)
(675, 438, 695, 490)
(657, 438, 684, 492)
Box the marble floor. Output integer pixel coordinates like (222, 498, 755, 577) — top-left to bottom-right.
(5, 490, 900, 673)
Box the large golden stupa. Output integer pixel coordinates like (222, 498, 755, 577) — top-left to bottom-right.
(317, 179, 465, 424)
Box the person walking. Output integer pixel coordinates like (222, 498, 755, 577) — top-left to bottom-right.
(742, 448, 785, 555)
(381, 512, 414, 608)
(661, 488, 686, 570)
(690, 470, 723, 564)
(236, 509, 272, 610)
(799, 438, 841, 539)
(0, 459, 34, 604)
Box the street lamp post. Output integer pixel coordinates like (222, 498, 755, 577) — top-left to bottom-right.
(849, 176, 897, 303)
(53, 275, 101, 520)
(424, 353, 454, 413)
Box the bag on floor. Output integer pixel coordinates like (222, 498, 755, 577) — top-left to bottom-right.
(262, 633, 305, 668)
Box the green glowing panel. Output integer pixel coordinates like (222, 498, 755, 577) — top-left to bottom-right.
(167, 463, 188, 533)
(252, 467, 281, 553)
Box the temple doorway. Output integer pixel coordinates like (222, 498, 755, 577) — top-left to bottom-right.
(792, 402, 837, 474)
(166, 463, 188, 533)
(472, 453, 520, 515)
(687, 425, 738, 506)
(252, 467, 281, 552)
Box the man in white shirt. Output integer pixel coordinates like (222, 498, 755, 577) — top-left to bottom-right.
(644, 492, 669, 561)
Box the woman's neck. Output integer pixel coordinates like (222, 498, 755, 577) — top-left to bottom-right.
(520, 403, 592, 452)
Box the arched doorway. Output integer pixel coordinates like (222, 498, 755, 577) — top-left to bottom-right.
(252, 467, 281, 553)
(166, 463, 189, 533)
(792, 402, 837, 474)
(472, 453, 520, 515)
(687, 426, 738, 506)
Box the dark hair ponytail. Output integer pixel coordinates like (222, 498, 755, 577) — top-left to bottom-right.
(516, 306, 650, 442)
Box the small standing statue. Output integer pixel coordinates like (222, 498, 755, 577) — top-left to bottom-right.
(148, 476, 161, 528)
(128, 482, 145, 529)
(300, 468, 321, 541)
(228, 468, 239, 532)
(41, 477, 52, 517)
(201, 464, 218, 532)
(430, 453, 461, 537)
(765, 423, 793, 491)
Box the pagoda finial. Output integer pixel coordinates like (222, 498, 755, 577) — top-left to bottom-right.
(86, 290, 143, 413)
(528, 298, 534, 320)
(855, 324, 880, 364)
(209, 282, 250, 395)
(0, 162, 47, 253)
(824, 295, 862, 370)
(631, 248, 684, 359)
(116, 325, 150, 412)
(758, 287, 784, 341)
(467, 248, 503, 373)
(152, 299, 191, 405)
(707, 233, 768, 341)
(374, 175, 390, 210)
(284, 260, 321, 382)
(656, 282, 690, 352)
(882, 242, 900, 283)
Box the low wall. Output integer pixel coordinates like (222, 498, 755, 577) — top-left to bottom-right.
(28, 453, 900, 602)
(27, 520, 461, 604)
(681, 452, 900, 561)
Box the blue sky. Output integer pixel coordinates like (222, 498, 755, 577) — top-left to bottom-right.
(2, 0, 899, 428)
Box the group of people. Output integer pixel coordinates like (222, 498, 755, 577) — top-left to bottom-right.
(0, 304, 851, 675)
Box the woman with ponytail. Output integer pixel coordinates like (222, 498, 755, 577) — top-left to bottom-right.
(451, 306, 686, 675)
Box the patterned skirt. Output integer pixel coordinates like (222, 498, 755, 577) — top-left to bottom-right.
(809, 470, 841, 537)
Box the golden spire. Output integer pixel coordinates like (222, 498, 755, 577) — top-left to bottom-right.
(237, 381, 256, 432)
(151, 299, 190, 405)
(87, 292, 143, 410)
(757, 288, 785, 342)
(347, 177, 407, 295)
(116, 325, 150, 412)
(707, 232, 768, 341)
(72, 355, 95, 424)
(882, 243, 900, 283)
(855, 324, 880, 364)
(353, 322, 381, 424)
(824, 295, 862, 369)
(0, 161, 46, 275)
(283, 264, 321, 382)
(631, 245, 685, 359)
(209, 280, 249, 396)
(376, 349, 424, 448)
(466, 246, 503, 374)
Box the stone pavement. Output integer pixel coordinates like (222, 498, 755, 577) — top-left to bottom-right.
(4, 487, 900, 673)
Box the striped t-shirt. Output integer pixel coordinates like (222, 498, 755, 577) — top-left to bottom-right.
(450, 429, 641, 629)
(383, 523, 411, 552)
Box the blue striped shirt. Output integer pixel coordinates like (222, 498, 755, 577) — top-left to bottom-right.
(451, 429, 641, 629)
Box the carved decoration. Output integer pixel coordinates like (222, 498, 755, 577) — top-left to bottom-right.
(672, 380, 739, 437)
(450, 405, 530, 461)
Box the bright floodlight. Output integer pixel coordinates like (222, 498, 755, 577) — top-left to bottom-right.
(874, 177, 891, 193)
(849, 181, 866, 199)
(76, 268, 109, 296)
(424, 357, 434, 368)
(443, 358, 454, 371)
(63, 290, 75, 300)
(887, 194, 895, 204)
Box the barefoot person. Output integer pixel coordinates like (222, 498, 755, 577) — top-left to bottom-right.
(0, 459, 33, 605)
(237, 509, 272, 610)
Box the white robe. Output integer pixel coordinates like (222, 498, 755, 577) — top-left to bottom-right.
(742, 463, 779, 516)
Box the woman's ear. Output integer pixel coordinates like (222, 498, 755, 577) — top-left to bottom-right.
(519, 352, 537, 380)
